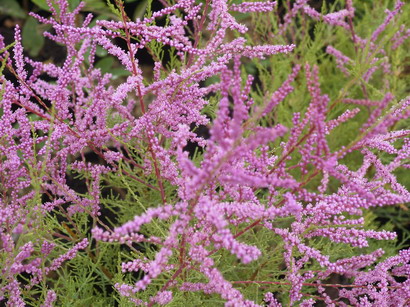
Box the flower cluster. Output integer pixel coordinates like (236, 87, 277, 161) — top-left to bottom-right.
(0, 0, 409, 305)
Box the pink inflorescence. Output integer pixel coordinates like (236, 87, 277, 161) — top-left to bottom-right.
(0, 0, 409, 306)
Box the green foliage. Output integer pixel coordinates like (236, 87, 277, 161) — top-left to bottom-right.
(1, 0, 409, 305)
(22, 17, 45, 57)
(0, 0, 25, 18)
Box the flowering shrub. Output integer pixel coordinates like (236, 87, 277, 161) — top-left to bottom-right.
(1, 0, 410, 305)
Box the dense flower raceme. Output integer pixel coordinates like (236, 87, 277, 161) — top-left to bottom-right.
(0, 0, 409, 305)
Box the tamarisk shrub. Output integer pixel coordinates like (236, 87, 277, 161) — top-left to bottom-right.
(0, 0, 409, 305)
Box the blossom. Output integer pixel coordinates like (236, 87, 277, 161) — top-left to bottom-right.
(1, 0, 409, 305)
